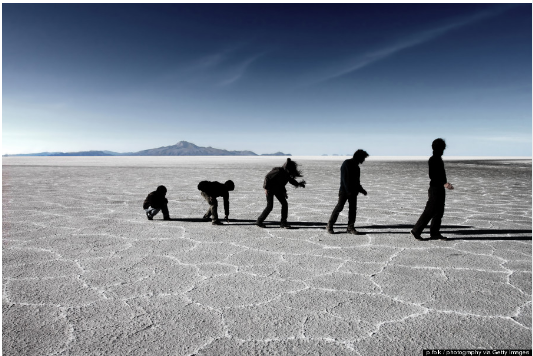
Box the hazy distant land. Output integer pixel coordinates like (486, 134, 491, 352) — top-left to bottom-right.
(2, 141, 291, 157)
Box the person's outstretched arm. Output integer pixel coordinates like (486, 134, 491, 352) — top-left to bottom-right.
(288, 177, 305, 188)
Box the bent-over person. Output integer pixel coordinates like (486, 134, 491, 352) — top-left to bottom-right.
(198, 180, 235, 225)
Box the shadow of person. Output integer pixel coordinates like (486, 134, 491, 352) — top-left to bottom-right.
(162, 218, 258, 225)
(446, 236, 532, 241)
(440, 229, 531, 241)
(162, 218, 207, 222)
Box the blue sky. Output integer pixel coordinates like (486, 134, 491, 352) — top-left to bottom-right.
(3, 3, 532, 156)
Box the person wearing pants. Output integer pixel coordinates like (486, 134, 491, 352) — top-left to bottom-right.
(326, 149, 369, 235)
(410, 138, 454, 240)
(256, 158, 306, 229)
(198, 180, 235, 225)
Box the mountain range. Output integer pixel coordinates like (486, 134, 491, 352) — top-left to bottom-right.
(3, 141, 290, 157)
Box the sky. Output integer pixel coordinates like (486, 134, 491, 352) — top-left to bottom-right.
(2, 3, 532, 156)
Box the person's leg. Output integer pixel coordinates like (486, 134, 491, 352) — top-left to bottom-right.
(275, 191, 290, 228)
(210, 197, 219, 222)
(201, 192, 212, 219)
(327, 192, 348, 232)
(256, 191, 274, 226)
(429, 189, 446, 238)
(412, 188, 436, 237)
(346, 194, 359, 234)
(145, 207, 160, 220)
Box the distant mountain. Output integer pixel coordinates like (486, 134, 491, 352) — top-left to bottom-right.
(3, 150, 113, 157)
(3, 152, 63, 157)
(49, 151, 114, 156)
(126, 141, 259, 156)
(261, 152, 291, 156)
(3, 141, 291, 156)
(102, 150, 123, 156)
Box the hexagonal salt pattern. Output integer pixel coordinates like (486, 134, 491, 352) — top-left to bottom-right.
(3, 157, 531, 355)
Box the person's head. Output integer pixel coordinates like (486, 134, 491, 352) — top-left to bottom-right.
(282, 158, 303, 178)
(432, 138, 446, 156)
(156, 185, 167, 196)
(353, 149, 369, 164)
(224, 180, 235, 191)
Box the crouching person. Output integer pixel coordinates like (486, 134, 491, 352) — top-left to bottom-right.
(143, 185, 170, 220)
(198, 180, 235, 225)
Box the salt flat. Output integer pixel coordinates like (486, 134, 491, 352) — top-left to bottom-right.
(2, 157, 531, 355)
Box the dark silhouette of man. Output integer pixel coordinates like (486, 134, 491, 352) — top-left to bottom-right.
(143, 185, 170, 220)
(256, 158, 306, 229)
(411, 138, 454, 240)
(326, 149, 369, 234)
(198, 180, 235, 225)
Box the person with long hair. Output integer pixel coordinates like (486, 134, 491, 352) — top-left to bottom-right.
(256, 158, 306, 229)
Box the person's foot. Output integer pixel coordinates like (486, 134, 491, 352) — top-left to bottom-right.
(212, 220, 224, 225)
(280, 221, 291, 229)
(256, 221, 266, 228)
(430, 234, 448, 240)
(410, 230, 425, 241)
(163, 217, 171, 221)
(202, 213, 211, 221)
(326, 223, 334, 234)
(146, 211, 153, 220)
(346, 226, 361, 235)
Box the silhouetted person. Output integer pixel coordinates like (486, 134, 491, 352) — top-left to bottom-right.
(256, 158, 306, 229)
(198, 180, 235, 225)
(410, 138, 454, 240)
(326, 149, 369, 234)
(143, 185, 170, 220)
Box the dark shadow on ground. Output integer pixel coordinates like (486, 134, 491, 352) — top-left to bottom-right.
(151, 219, 531, 240)
(445, 236, 532, 241)
(443, 229, 532, 240)
(161, 218, 257, 225)
(360, 228, 531, 241)
(357, 224, 472, 229)
(164, 218, 208, 222)
(450, 229, 532, 235)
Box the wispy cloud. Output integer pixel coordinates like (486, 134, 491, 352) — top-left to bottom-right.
(216, 53, 266, 87)
(303, 5, 514, 87)
(161, 45, 266, 88)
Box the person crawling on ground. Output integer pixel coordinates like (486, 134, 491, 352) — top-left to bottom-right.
(256, 158, 306, 229)
(197, 180, 235, 225)
(143, 185, 170, 220)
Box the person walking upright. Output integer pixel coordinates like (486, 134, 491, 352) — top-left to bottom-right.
(256, 158, 306, 229)
(410, 138, 454, 240)
(326, 149, 369, 234)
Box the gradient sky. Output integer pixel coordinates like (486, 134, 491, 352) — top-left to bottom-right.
(3, 3, 532, 156)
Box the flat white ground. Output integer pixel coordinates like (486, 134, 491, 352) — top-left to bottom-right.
(3, 157, 532, 355)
